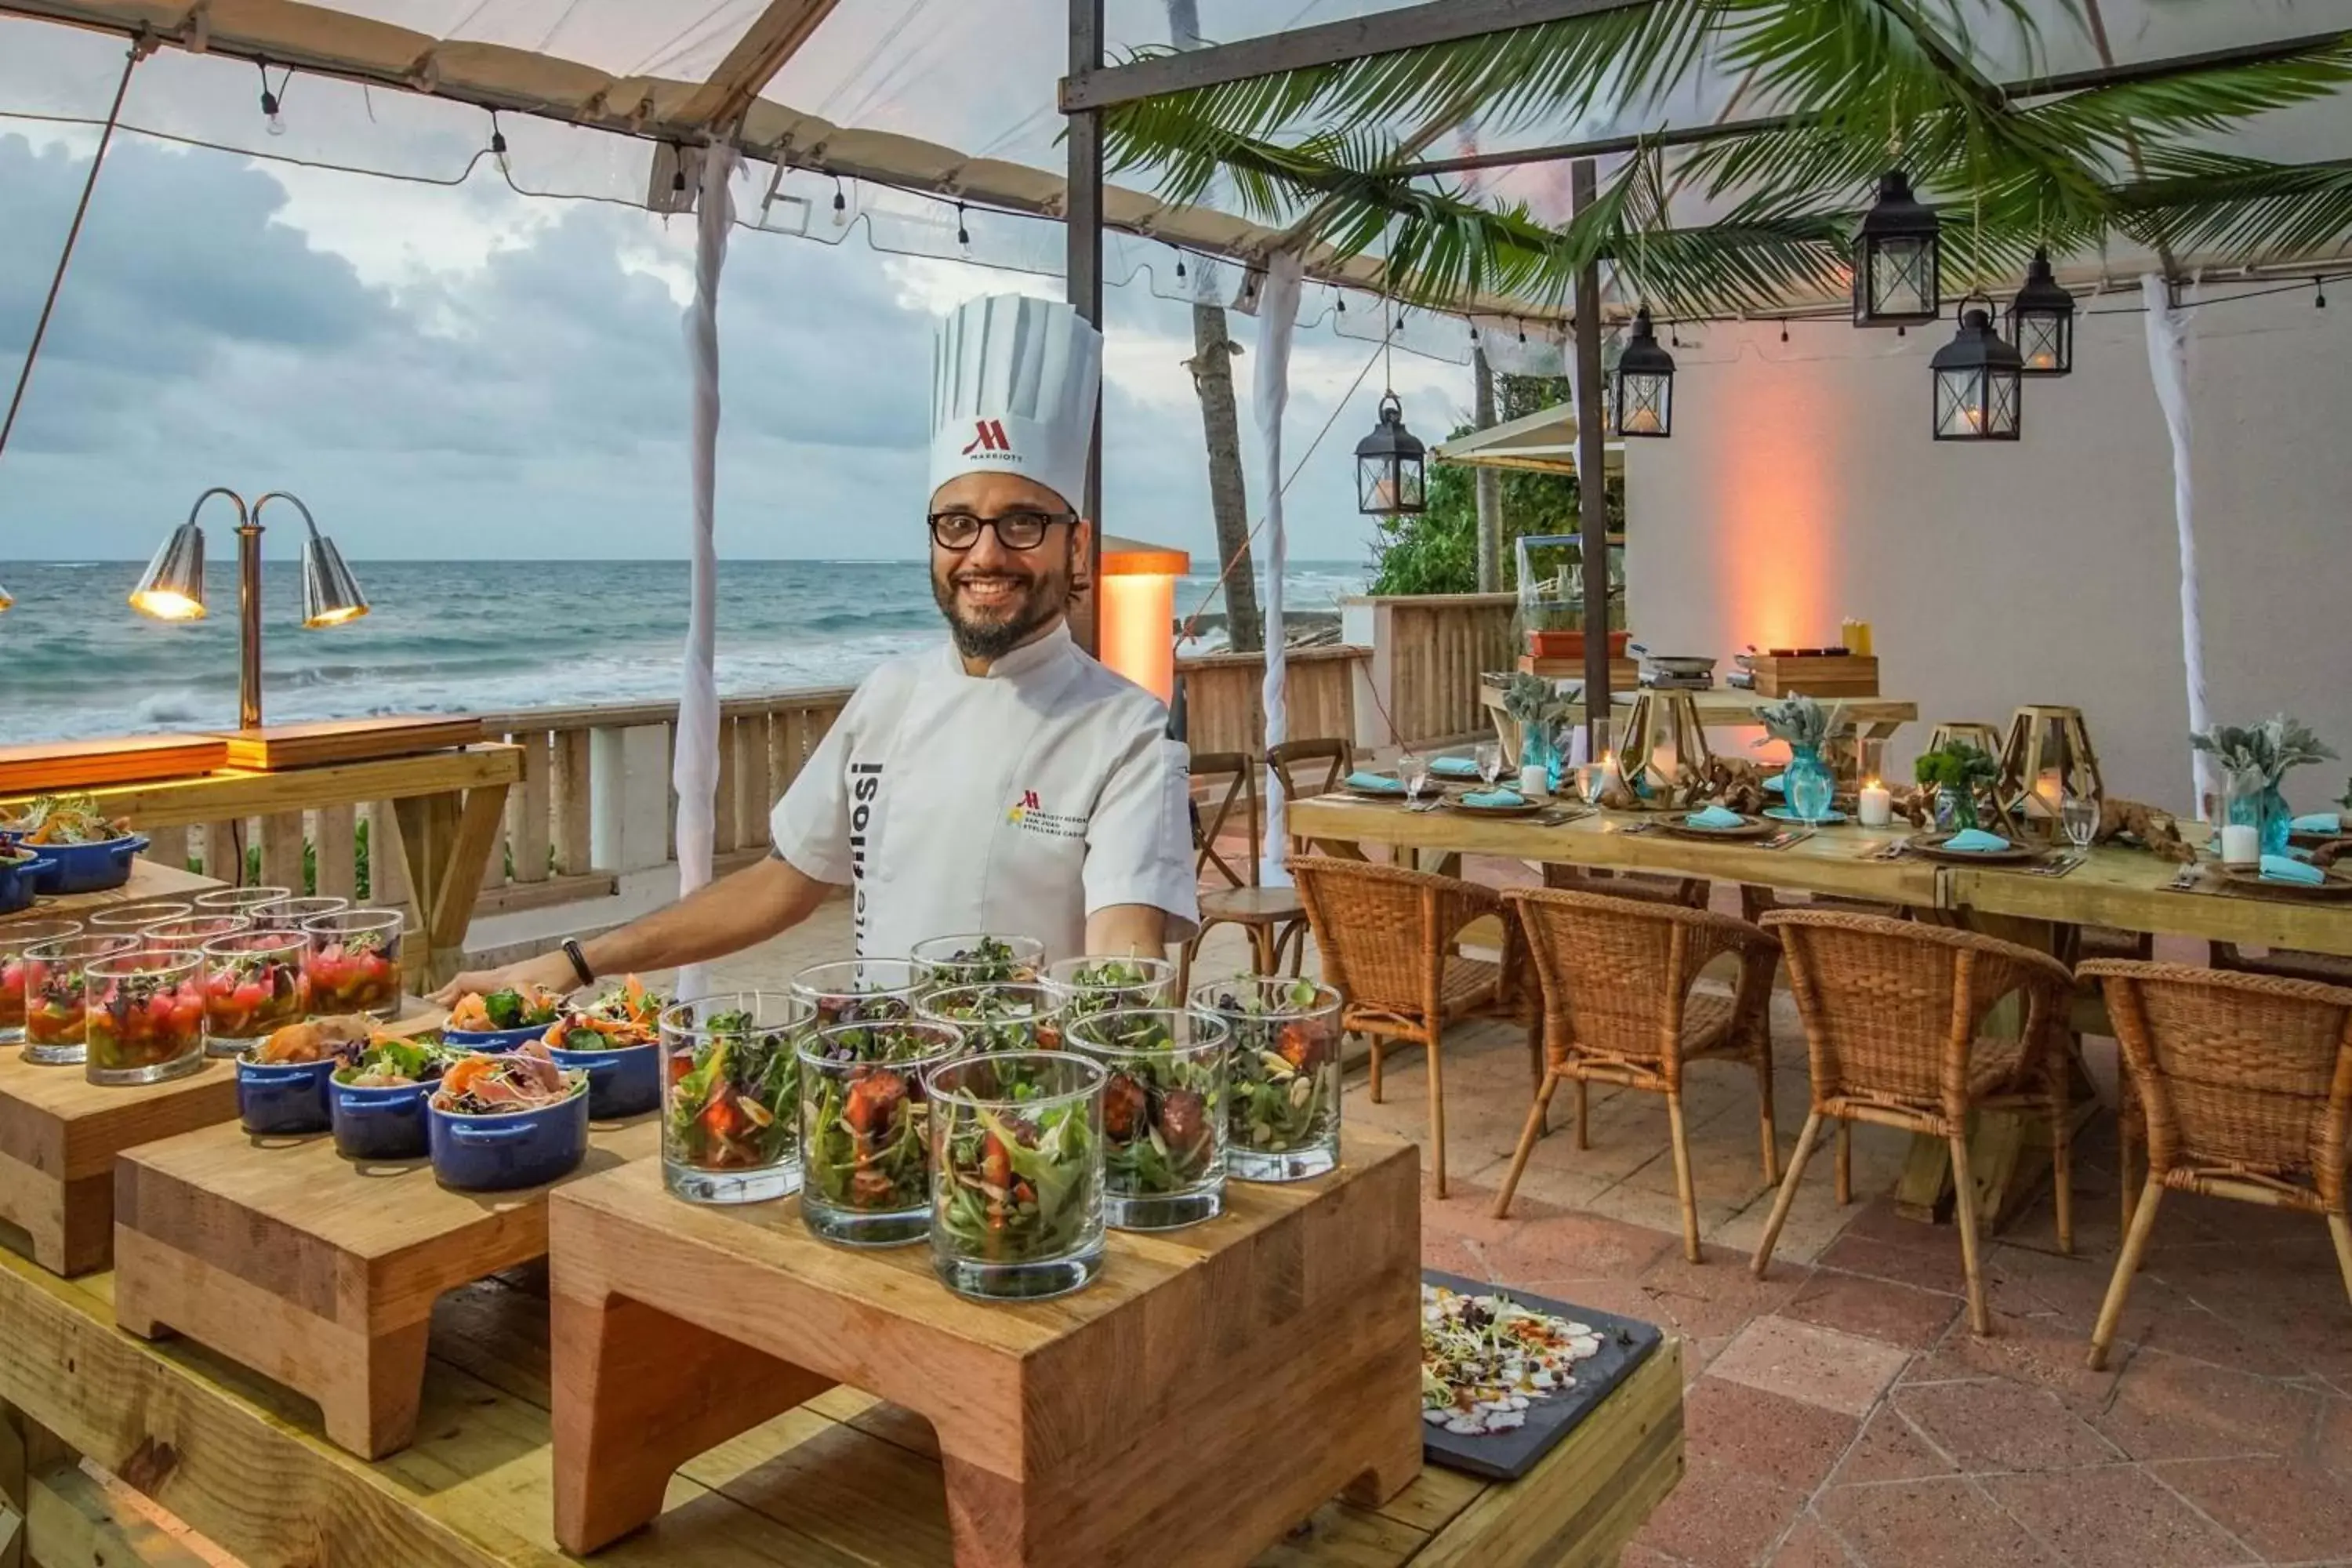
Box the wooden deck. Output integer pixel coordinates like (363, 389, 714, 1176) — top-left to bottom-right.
(0, 1208, 1682, 1568)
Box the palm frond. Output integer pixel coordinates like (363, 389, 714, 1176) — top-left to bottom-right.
(2114, 150, 2352, 263)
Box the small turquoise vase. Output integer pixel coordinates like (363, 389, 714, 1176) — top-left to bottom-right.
(1784, 743, 1837, 824)
(2227, 780, 2293, 858)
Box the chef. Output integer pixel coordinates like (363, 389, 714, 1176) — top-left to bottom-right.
(434, 293, 1197, 1004)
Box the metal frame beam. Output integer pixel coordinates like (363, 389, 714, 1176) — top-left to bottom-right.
(676, 0, 840, 131)
(1067, 0, 1105, 657)
(1058, 0, 1651, 113)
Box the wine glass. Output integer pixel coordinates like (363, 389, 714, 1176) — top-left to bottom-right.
(1475, 742, 1501, 790)
(2060, 793, 2099, 855)
(1399, 750, 1430, 805)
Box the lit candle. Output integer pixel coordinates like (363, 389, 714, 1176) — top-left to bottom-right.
(1858, 778, 1893, 828)
(2220, 822, 2260, 865)
(2033, 770, 2063, 818)
(1519, 756, 1550, 799)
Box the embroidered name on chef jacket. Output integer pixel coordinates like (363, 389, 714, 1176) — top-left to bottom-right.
(768, 625, 1199, 964)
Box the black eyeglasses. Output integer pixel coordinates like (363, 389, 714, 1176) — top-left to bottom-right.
(927, 510, 1076, 551)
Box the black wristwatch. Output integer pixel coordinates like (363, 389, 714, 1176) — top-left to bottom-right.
(560, 939, 595, 988)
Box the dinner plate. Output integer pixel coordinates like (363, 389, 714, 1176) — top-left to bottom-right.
(2289, 829, 2352, 850)
(1902, 831, 2044, 865)
(1658, 814, 1777, 841)
(1345, 779, 1446, 802)
(2212, 863, 2352, 900)
(1763, 805, 1848, 825)
(1449, 797, 1546, 818)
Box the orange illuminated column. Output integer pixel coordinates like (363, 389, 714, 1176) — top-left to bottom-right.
(1098, 534, 1192, 704)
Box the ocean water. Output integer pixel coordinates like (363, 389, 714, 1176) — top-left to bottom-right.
(0, 559, 1363, 744)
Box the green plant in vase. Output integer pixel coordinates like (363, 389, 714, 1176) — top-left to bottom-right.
(2191, 716, 2338, 858)
(1501, 672, 1569, 782)
(1756, 695, 1842, 822)
(1915, 741, 1999, 832)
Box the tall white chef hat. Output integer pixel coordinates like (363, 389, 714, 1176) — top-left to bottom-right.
(928, 293, 1102, 514)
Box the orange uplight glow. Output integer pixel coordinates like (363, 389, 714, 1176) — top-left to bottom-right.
(1714, 379, 1830, 651)
(1097, 535, 1191, 705)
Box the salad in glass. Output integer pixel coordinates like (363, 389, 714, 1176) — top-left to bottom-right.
(1042, 953, 1178, 1021)
(1065, 1007, 1230, 1229)
(301, 910, 404, 1020)
(659, 992, 807, 1203)
(928, 1050, 1106, 1299)
(18, 932, 138, 1064)
(1191, 976, 1345, 1182)
(799, 1017, 961, 1246)
(199, 929, 310, 1053)
(84, 949, 209, 1084)
(1, 919, 82, 1047)
(915, 981, 1065, 1053)
(909, 933, 1044, 991)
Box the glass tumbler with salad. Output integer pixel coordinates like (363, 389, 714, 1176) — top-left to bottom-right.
(798, 1018, 962, 1247)
(1065, 1007, 1229, 1230)
(2, 919, 82, 1048)
(84, 948, 208, 1085)
(18, 932, 138, 1064)
(301, 909, 405, 1021)
(1041, 953, 1178, 1021)
(659, 992, 808, 1203)
(915, 981, 1065, 1052)
(199, 928, 310, 1053)
(1190, 976, 1345, 1182)
(909, 933, 1045, 992)
(927, 1050, 1106, 1300)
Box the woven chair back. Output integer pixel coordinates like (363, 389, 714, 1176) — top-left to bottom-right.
(1509, 888, 1727, 1065)
(2082, 960, 2352, 1200)
(1189, 750, 1257, 889)
(1291, 856, 1483, 1018)
(1762, 910, 2071, 1118)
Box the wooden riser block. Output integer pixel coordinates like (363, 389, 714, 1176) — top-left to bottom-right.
(212, 718, 486, 773)
(0, 1052, 238, 1278)
(0, 734, 229, 795)
(549, 1128, 1427, 1567)
(112, 1112, 659, 1459)
(1743, 655, 1880, 699)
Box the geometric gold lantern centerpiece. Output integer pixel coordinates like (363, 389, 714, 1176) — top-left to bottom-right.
(1619, 688, 1714, 801)
(1997, 705, 2103, 831)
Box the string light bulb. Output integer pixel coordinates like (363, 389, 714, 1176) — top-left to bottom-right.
(831, 176, 847, 227)
(1174, 250, 1187, 281)
(260, 86, 284, 136)
(956, 202, 969, 249)
(2317, 276, 2328, 309)
(489, 114, 510, 179)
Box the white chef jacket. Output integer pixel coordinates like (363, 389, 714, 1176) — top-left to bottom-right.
(769, 624, 1200, 961)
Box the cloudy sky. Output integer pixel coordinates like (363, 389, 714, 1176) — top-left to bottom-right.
(0, 11, 1479, 568)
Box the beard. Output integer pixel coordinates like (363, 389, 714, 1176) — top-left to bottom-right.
(931, 546, 1073, 662)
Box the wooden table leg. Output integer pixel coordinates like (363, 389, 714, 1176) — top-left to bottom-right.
(396, 782, 511, 990)
(550, 1287, 832, 1555)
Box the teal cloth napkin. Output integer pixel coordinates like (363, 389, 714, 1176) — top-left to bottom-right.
(1346, 771, 1405, 794)
(1463, 789, 1526, 808)
(1686, 804, 1745, 829)
(1945, 828, 2010, 852)
(2292, 811, 2343, 833)
(1763, 774, 1785, 793)
(2260, 853, 2325, 885)
(1432, 756, 1483, 779)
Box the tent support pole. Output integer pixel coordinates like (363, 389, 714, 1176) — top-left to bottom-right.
(1065, 0, 1105, 657)
(1570, 158, 1612, 755)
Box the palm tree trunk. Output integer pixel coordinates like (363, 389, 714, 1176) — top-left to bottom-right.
(1473, 344, 1503, 591)
(1189, 303, 1263, 652)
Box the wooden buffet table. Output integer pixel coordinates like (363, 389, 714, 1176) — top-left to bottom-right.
(1, 744, 524, 989)
(1479, 681, 1918, 757)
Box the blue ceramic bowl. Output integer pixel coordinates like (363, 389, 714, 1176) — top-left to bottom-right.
(428, 1085, 590, 1192)
(0, 854, 56, 916)
(546, 1040, 660, 1120)
(330, 1077, 439, 1161)
(238, 1055, 338, 1135)
(23, 834, 147, 895)
(440, 1024, 551, 1052)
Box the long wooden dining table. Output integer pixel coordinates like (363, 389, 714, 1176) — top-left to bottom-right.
(1285, 789, 2352, 1229)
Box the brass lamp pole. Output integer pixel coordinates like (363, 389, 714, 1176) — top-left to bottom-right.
(129, 487, 369, 728)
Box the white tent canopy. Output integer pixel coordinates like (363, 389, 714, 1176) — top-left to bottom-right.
(1432, 401, 1625, 477)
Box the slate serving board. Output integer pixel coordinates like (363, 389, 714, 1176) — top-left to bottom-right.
(1420, 1268, 1664, 1483)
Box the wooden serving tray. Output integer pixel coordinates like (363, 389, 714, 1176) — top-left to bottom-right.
(1743, 654, 1880, 698)
(0, 732, 229, 794)
(212, 715, 485, 771)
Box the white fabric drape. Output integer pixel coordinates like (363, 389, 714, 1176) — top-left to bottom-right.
(672, 143, 736, 1000)
(2143, 272, 2211, 815)
(1254, 248, 1305, 887)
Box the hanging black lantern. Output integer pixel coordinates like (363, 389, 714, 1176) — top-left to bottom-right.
(1853, 170, 1941, 327)
(1613, 307, 1675, 438)
(2005, 248, 2076, 376)
(1355, 391, 1426, 516)
(1929, 299, 2024, 441)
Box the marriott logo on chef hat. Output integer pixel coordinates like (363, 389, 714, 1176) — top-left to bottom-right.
(960, 419, 1014, 458)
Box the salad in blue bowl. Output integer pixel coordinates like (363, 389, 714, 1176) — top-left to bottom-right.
(543, 975, 667, 1120)
(330, 1033, 458, 1161)
(442, 981, 567, 1050)
(238, 1014, 377, 1136)
(428, 1043, 590, 1191)
(1, 796, 146, 895)
(0, 846, 56, 916)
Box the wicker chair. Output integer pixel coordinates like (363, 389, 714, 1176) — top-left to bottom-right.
(1541, 862, 1709, 909)
(2077, 960, 2352, 1370)
(1497, 887, 1780, 1262)
(1290, 856, 1530, 1198)
(1181, 752, 1310, 999)
(1751, 911, 2078, 1335)
(2209, 941, 2352, 988)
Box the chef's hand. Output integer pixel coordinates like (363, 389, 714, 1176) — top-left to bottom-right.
(430, 949, 578, 1008)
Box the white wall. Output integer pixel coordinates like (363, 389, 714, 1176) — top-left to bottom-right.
(1621, 286, 2352, 815)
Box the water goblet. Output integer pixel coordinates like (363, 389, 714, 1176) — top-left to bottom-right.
(1399, 750, 1430, 806)
(1474, 742, 1502, 790)
(2060, 793, 2099, 855)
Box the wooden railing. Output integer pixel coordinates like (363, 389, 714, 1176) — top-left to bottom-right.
(1341, 593, 1518, 746)
(1174, 645, 1365, 759)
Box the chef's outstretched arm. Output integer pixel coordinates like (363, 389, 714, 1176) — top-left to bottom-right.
(429, 853, 830, 1004)
(1086, 903, 1169, 960)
